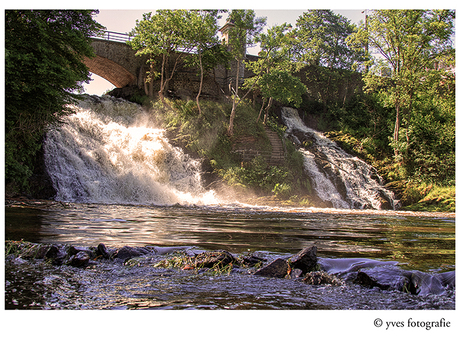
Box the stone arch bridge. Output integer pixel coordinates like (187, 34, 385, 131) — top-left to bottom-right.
(85, 31, 247, 97)
(85, 31, 145, 89)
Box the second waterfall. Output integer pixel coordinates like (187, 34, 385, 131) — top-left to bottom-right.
(281, 107, 399, 210)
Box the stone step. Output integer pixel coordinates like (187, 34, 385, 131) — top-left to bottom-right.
(264, 126, 285, 166)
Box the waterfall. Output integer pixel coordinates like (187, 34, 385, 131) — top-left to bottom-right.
(281, 107, 399, 210)
(44, 95, 216, 205)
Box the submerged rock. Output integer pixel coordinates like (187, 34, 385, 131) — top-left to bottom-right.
(438, 271, 455, 289)
(409, 271, 448, 296)
(355, 267, 456, 295)
(355, 267, 412, 292)
(303, 271, 343, 285)
(239, 254, 266, 267)
(115, 246, 151, 261)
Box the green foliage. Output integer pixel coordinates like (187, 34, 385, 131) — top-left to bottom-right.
(348, 9, 455, 158)
(293, 10, 363, 69)
(258, 70, 306, 108)
(226, 10, 266, 60)
(129, 10, 227, 101)
(5, 10, 104, 193)
(217, 156, 293, 195)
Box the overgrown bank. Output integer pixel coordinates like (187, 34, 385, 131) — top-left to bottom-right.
(147, 98, 318, 206)
(142, 97, 454, 212)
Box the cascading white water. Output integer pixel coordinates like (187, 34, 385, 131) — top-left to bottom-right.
(44, 95, 217, 205)
(281, 107, 399, 210)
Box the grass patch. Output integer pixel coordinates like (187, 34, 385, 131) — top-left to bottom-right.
(401, 184, 455, 212)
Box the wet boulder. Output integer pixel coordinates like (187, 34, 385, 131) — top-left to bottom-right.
(115, 246, 151, 261)
(67, 251, 91, 268)
(289, 246, 317, 274)
(96, 243, 111, 259)
(45, 245, 67, 265)
(254, 258, 289, 278)
(67, 245, 95, 259)
(195, 250, 234, 268)
(355, 267, 412, 292)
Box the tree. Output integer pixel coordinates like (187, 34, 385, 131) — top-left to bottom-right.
(225, 10, 266, 136)
(182, 10, 230, 114)
(292, 10, 363, 111)
(293, 10, 361, 70)
(243, 23, 305, 123)
(129, 10, 194, 102)
(347, 10, 455, 158)
(5, 10, 104, 191)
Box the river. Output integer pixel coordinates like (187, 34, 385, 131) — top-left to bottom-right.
(5, 201, 455, 310)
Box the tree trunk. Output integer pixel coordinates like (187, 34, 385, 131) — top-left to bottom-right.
(228, 58, 241, 136)
(158, 54, 167, 104)
(257, 97, 266, 123)
(196, 53, 203, 115)
(263, 97, 273, 125)
(393, 104, 401, 157)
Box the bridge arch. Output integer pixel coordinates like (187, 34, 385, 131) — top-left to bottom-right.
(84, 33, 144, 89)
(84, 54, 136, 88)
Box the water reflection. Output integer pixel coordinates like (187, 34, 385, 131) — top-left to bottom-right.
(4, 203, 455, 272)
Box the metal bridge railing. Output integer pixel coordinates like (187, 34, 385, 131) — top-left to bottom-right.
(92, 30, 133, 43)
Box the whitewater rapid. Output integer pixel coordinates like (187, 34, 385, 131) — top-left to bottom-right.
(281, 107, 399, 210)
(44, 96, 217, 205)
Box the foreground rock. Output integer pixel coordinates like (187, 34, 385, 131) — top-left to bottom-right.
(115, 246, 151, 261)
(5, 240, 455, 296)
(254, 258, 289, 278)
(254, 246, 319, 280)
(194, 250, 235, 268)
(289, 246, 318, 273)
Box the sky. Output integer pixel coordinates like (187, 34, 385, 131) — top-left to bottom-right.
(83, 7, 368, 95)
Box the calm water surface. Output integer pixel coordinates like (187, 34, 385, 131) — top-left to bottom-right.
(4, 202, 456, 310)
(5, 202, 455, 272)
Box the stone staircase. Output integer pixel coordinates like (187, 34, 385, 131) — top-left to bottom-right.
(264, 126, 285, 166)
(232, 126, 285, 166)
